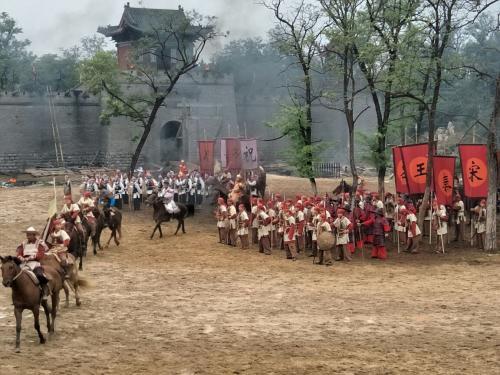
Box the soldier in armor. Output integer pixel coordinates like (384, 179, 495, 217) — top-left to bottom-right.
(216, 197, 228, 244)
(60, 195, 83, 236)
(432, 200, 448, 253)
(284, 208, 298, 261)
(472, 199, 486, 249)
(316, 213, 334, 266)
(333, 208, 352, 261)
(452, 193, 466, 241)
(237, 204, 250, 249)
(256, 203, 272, 255)
(227, 198, 238, 246)
(176, 174, 188, 204)
(78, 191, 97, 237)
(404, 206, 421, 253)
(16, 227, 50, 300)
(247, 174, 258, 197)
(361, 208, 390, 259)
(131, 177, 142, 211)
(113, 177, 125, 210)
(194, 172, 205, 205)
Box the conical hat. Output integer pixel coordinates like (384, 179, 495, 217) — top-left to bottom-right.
(22, 227, 39, 234)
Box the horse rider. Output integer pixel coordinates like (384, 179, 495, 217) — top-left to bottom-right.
(78, 191, 97, 237)
(16, 227, 50, 300)
(60, 195, 84, 236)
(47, 219, 73, 277)
(160, 186, 180, 214)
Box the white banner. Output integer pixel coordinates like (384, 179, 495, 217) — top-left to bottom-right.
(240, 139, 258, 170)
(220, 139, 227, 168)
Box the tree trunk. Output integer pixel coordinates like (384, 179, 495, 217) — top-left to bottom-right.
(129, 101, 162, 175)
(485, 76, 499, 252)
(348, 121, 358, 196)
(304, 73, 317, 195)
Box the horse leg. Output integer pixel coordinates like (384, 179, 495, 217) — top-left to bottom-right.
(150, 223, 159, 239)
(114, 230, 120, 246)
(14, 307, 22, 352)
(63, 280, 70, 308)
(78, 256, 83, 271)
(33, 306, 45, 344)
(74, 275, 81, 307)
(106, 229, 114, 247)
(182, 218, 186, 234)
(92, 235, 97, 255)
(117, 225, 122, 240)
(41, 299, 51, 333)
(174, 220, 181, 235)
(158, 223, 163, 238)
(50, 292, 59, 333)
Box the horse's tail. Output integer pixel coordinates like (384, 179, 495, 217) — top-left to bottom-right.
(77, 276, 90, 288)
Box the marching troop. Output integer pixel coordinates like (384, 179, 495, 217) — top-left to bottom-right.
(215, 185, 490, 266)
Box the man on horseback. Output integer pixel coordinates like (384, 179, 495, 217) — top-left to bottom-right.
(61, 195, 84, 237)
(16, 227, 50, 300)
(78, 191, 97, 237)
(159, 186, 180, 214)
(47, 219, 73, 276)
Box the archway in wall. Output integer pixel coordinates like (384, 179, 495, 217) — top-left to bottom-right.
(160, 120, 182, 162)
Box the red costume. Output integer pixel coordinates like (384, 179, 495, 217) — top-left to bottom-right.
(362, 210, 391, 260)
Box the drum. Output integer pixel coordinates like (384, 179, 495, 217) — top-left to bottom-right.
(317, 231, 335, 250)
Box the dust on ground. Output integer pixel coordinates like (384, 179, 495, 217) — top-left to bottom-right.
(0, 175, 499, 375)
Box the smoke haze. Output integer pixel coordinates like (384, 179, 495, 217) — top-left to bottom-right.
(2, 0, 275, 55)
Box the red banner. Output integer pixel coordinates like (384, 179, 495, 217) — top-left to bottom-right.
(458, 144, 488, 198)
(400, 143, 430, 194)
(433, 156, 455, 206)
(198, 140, 215, 175)
(392, 147, 408, 194)
(224, 138, 241, 170)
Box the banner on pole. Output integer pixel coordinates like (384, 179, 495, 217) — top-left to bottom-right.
(392, 147, 408, 194)
(400, 143, 430, 194)
(224, 138, 242, 170)
(458, 144, 488, 198)
(240, 139, 259, 170)
(198, 140, 215, 175)
(433, 156, 455, 205)
(220, 139, 227, 168)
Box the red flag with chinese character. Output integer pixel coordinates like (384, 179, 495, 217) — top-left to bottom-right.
(458, 144, 488, 198)
(224, 138, 241, 170)
(433, 156, 455, 205)
(198, 140, 215, 175)
(400, 143, 429, 194)
(392, 147, 409, 194)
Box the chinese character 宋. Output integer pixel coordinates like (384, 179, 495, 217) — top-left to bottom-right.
(468, 160, 483, 182)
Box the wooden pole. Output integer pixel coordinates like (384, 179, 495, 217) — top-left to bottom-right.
(485, 76, 499, 252)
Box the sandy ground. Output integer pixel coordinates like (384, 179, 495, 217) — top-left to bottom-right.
(0, 175, 499, 374)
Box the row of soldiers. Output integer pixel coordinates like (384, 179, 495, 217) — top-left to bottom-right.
(215, 189, 489, 264)
(75, 168, 207, 211)
(215, 193, 392, 266)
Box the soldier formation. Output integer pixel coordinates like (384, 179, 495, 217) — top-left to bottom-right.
(214, 187, 490, 265)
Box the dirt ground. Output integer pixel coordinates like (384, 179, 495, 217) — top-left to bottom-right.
(0, 175, 499, 374)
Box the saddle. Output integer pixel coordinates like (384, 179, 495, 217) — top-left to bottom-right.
(20, 267, 40, 286)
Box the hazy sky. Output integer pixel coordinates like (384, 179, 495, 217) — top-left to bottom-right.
(2, 0, 276, 55)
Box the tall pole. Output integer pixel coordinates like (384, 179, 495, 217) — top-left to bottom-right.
(485, 76, 499, 252)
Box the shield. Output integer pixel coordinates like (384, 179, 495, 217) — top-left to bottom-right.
(317, 231, 335, 250)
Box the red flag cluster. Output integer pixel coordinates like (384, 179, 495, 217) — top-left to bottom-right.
(198, 138, 260, 174)
(392, 143, 489, 202)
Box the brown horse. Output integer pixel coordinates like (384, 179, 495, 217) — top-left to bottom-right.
(1, 256, 63, 352)
(41, 250, 81, 307)
(145, 192, 187, 239)
(102, 207, 122, 247)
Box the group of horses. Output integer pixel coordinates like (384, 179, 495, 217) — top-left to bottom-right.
(0, 204, 122, 352)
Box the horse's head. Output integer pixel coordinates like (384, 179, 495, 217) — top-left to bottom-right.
(0, 256, 21, 288)
(145, 192, 159, 207)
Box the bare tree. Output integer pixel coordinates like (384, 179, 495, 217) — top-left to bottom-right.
(320, 0, 369, 197)
(485, 75, 498, 252)
(262, 0, 330, 194)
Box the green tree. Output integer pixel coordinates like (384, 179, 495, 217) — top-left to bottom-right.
(80, 11, 221, 175)
(0, 12, 32, 91)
